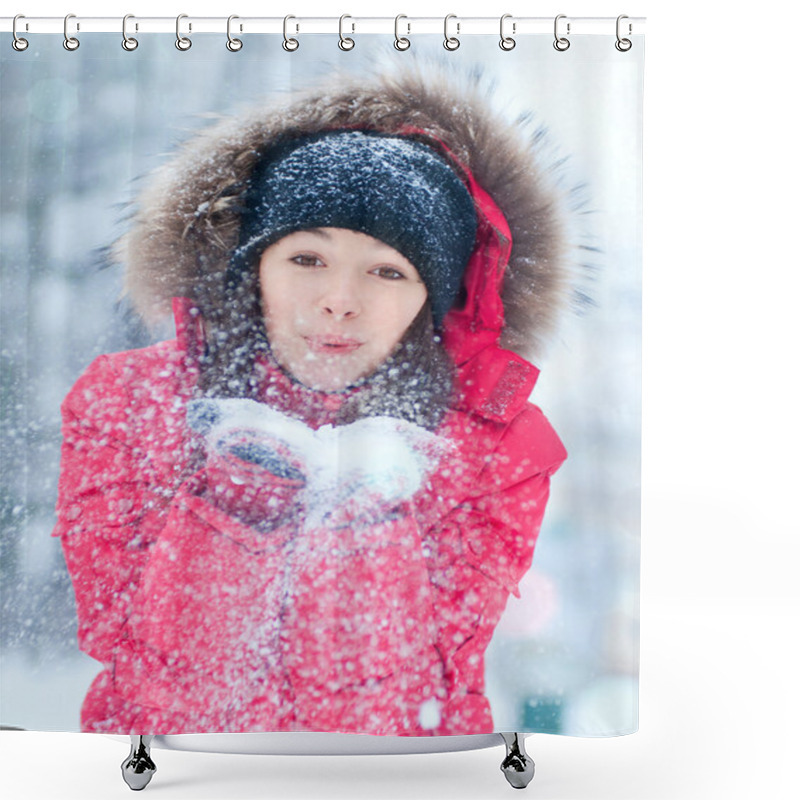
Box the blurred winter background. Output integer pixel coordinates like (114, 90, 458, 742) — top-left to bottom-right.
(0, 33, 641, 735)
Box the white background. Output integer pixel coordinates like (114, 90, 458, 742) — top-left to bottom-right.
(2, 1, 798, 799)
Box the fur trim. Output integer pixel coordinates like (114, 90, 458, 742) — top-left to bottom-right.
(117, 64, 574, 361)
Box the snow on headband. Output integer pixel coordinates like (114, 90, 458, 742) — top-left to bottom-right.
(228, 129, 478, 327)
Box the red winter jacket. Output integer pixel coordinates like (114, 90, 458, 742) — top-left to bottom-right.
(55, 111, 567, 736)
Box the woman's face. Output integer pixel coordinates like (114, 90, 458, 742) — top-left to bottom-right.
(258, 227, 428, 392)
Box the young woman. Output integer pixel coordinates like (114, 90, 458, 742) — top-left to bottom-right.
(54, 70, 570, 736)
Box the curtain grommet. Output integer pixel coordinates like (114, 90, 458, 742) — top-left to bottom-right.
(122, 14, 138, 51)
(338, 14, 355, 51)
(553, 14, 570, 51)
(444, 14, 460, 51)
(283, 15, 299, 52)
(12, 15, 29, 51)
(175, 14, 192, 51)
(226, 15, 243, 52)
(499, 14, 516, 51)
(394, 15, 410, 51)
(63, 13, 80, 51)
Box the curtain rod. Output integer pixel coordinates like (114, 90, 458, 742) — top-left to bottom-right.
(1, 16, 646, 37)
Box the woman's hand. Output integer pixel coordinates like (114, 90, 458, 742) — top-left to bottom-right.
(187, 399, 452, 531)
(187, 398, 309, 529)
(306, 416, 452, 529)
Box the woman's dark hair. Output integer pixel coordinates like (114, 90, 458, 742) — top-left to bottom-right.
(194, 250, 456, 432)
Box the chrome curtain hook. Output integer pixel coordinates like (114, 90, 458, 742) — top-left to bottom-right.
(12, 14, 29, 51)
(615, 14, 632, 51)
(283, 15, 299, 51)
(63, 13, 80, 51)
(553, 14, 570, 51)
(122, 14, 138, 51)
(394, 14, 410, 51)
(226, 15, 243, 51)
(338, 14, 355, 51)
(499, 14, 516, 51)
(175, 14, 192, 51)
(444, 14, 460, 51)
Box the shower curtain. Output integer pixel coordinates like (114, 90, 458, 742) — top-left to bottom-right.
(0, 20, 643, 739)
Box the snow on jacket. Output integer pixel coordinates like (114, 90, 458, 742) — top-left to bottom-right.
(54, 66, 572, 735)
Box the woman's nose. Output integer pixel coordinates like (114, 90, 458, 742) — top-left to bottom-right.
(318, 276, 361, 319)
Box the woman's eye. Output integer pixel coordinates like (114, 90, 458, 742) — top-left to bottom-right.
(373, 266, 405, 280)
(291, 254, 323, 267)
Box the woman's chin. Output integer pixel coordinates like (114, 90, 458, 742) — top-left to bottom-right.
(290, 363, 367, 393)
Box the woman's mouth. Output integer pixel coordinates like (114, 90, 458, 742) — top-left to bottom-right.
(304, 335, 364, 355)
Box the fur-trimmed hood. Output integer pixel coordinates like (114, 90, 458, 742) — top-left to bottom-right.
(117, 65, 572, 366)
